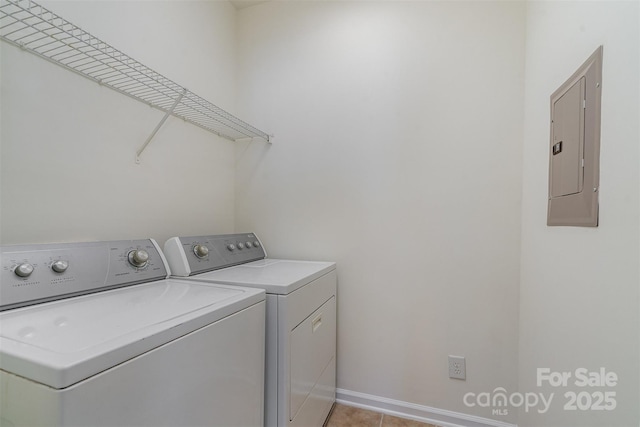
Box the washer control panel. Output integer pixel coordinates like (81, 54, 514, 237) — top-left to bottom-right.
(164, 233, 266, 276)
(0, 239, 168, 311)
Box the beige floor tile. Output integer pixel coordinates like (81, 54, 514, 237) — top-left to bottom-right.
(380, 414, 439, 427)
(325, 403, 383, 427)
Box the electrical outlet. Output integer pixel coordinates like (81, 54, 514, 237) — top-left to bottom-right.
(448, 355, 466, 380)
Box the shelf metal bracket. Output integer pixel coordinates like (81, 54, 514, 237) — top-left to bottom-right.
(135, 89, 186, 164)
(236, 136, 273, 144)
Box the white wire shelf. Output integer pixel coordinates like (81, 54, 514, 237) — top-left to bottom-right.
(0, 0, 271, 161)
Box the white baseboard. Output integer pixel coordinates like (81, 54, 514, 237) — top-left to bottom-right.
(335, 388, 517, 427)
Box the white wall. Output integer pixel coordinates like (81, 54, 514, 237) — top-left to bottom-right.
(236, 1, 524, 423)
(519, 1, 639, 426)
(0, 0, 238, 246)
(3, 2, 637, 426)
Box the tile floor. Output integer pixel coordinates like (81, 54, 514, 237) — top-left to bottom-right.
(325, 403, 440, 427)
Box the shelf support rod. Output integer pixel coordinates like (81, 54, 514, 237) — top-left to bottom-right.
(135, 89, 186, 164)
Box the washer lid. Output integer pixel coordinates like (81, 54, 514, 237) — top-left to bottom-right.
(189, 259, 336, 295)
(0, 279, 264, 389)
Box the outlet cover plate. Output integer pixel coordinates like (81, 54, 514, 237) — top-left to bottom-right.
(448, 355, 466, 380)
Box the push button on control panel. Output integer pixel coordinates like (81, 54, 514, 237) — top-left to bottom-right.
(227, 241, 260, 252)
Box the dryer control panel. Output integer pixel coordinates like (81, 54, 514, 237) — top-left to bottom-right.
(0, 239, 168, 311)
(164, 233, 266, 277)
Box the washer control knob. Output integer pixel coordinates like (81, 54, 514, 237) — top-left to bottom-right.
(51, 260, 69, 273)
(15, 263, 34, 278)
(227, 244, 236, 252)
(128, 249, 149, 268)
(193, 244, 209, 259)
(238, 242, 245, 250)
(253, 241, 260, 248)
(246, 241, 252, 249)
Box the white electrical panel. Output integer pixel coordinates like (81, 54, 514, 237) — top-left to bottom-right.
(548, 46, 603, 227)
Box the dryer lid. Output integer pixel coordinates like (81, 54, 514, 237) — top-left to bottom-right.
(0, 279, 264, 389)
(190, 259, 336, 295)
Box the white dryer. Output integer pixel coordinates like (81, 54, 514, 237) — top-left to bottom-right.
(164, 233, 336, 427)
(0, 239, 265, 427)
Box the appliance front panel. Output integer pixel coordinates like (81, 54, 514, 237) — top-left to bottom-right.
(290, 296, 336, 420)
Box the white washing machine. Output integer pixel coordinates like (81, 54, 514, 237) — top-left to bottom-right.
(0, 239, 265, 427)
(164, 233, 336, 427)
